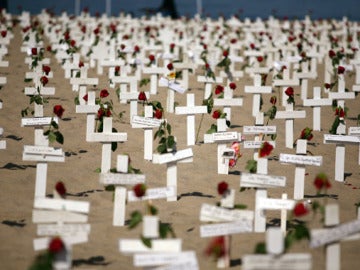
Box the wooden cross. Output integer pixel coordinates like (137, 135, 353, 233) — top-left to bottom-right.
(152, 148, 193, 201)
(204, 118, 241, 174)
(131, 105, 162, 160)
(279, 139, 323, 199)
(175, 93, 207, 146)
(244, 74, 273, 117)
(99, 155, 145, 226)
(275, 103, 306, 149)
(323, 134, 360, 182)
(303, 87, 333, 131)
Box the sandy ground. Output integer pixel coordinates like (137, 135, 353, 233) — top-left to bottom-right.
(0, 22, 359, 270)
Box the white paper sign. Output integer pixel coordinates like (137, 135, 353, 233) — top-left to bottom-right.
(243, 126, 277, 134)
(213, 132, 239, 142)
(131, 115, 163, 128)
(37, 224, 91, 236)
(242, 253, 312, 270)
(324, 134, 360, 144)
(200, 221, 253, 237)
(241, 173, 286, 188)
(133, 251, 197, 267)
(200, 203, 254, 222)
(159, 77, 186, 94)
(257, 197, 295, 210)
(127, 186, 176, 202)
(243, 141, 276, 149)
(279, 154, 322, 166)
(349, 127, 360, 135)
(21, 117, 58, 127)
(99, 173, 145, 185)
(23, 145, 63, 156)
(34, 198, 90, 213)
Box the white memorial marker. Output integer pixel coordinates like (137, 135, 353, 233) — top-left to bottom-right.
(204, 118, 241, 174)
(323, 134, 360, 182)
(328, 73, 355, 110)
(173, 62, 195, 91)
(131, 106, 162, 160)
(279, 139, 322, 199)
(152, 148, 193, 201)
(197, 75, 223, 99)
(159, 76, 186, 113)
(272, 65, 300, 107)
(303, 87, 333, 131)
(175, 93, 207, 145)
(244, 74, 273, 117)
(275, 103, 306, 148)
(310, 204, 360, 270)
(142, 66, 167, 95)
(213, 85, 243, 121)
(88, 117, 127, 173)
(99, 155, 145, 226)
(69, 66, 98, 93)
(112, 75, 138, 104)
(348, 126, 360, 164)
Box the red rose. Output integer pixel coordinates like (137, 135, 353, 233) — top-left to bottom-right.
(133, 183, 147, 198)
(48, 237, 64, 253)
(100, 89, 109, 98)
(212, 110, 221, 119)
(134, 45, 140, 53)
(229, 82, 237, 90)
(300, 127, 313, 141)
(215, 85, 224, 95)
(285, 87, 294, 97)
(31, 47, 37, 56)
(335, 107, 345, 118)
(115, 66, 120, 73)
(250, 43, 255, 49)
(337, 66, 345, 74)
(78, 61, 84, 68)
(222, 50, 229, 57)
(167, 63, 174, 70)
(205, 63, 210, 70)
(148, 54, 155, 62)
(170, 43, 175, 49)
(83, 94, 88, 102)
(230, 38, 237, 44)
(70, 39, 76, 47)
(93, 28, 100, 35)
(154, 109, 163, 119)
(217, 181, 229, 196)
(110, 23, 116, 33)
(53, 105, 65, 118)
(328, 50, 336, 58)
(293, 202, 308, 217)
(40, 76, 49, 86)
(203, 44, 207, 50)
(55, 181, 66, 198)
(313, 173, 331, 191)
(1, 30, 7, 38)
(138, 91, 147, 101)
(259, 141, 273, 158)
(229, 158, 237, 168)
(257, 56, 263, 62)
(270, 96, 277, 105)
(205, 236, 225, 259)
(42, 65, 51, 75)
(324, 83, 331, 89)
(46, 45, 52, 52)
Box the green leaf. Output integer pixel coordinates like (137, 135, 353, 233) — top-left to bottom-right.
(94, 168, 101, 173)
(105, 185, 115, 191)
(51, 120, 58, 129)
(55, 131, 64, 144)
(128, 211, 143, 229)
(254, 242, 266, 254)
(24, 78, 33, 83)
(246, 159, 257, 173)
(148, 205, 158, 216)
(234, 204, 247, 209)
(167, 135, 175, 148)
(329, 116, 340, 134)
(47, 131, 57, 143)
(74, 96, 80, 105)
(111, 141, 117, 152)
(166, 123, 172, 135)
(140, 235, 152, 248)
(157, 143, 167, 154)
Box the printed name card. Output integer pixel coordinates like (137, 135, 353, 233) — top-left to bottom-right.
(243, 141, 276, 149)
(34, 198, 90, 214)
(242, 253, 312, 270)
(243, 126, 277, 134)
(257, 197, 295, 210)
(159, 77, 186, 93)
(131, 115, 163, 128)
(127, 186, 176, 202)
(200, 203, 254, 222)
(349, 127, 360, 135)
(133, 251, 198, 268)
(200, 221, 253, 237)
(32, 210, 88, 223)
(119, 239, 182, 254)
(310, 219, 360, 248)
(21, 117, 58, 127)
(23, 145, 63, 156)
(37, 224, 91, 236)
(279, 154, 322, 166)
(99, 173, 145, 185)
(324, 134, 360, 144)
(241, 173, 286, 188)
(152, 148, 193, 164)
(205, 132, 239, 143)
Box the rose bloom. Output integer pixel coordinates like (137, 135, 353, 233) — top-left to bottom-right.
(42, 65, 51, 75)
(1, 30, 7, 38)
(229, 82, 237, 90)
(285, 87, 294, 97)
(154, 109, 163, 119)
(167, 63, 174, 70)
(83, 94, 88, 102)
(40, 76, 49, 86)
(231, 141, 241, 157)
(212, 110, 221, 119)
(217, 181, 229, 196)
(293, 202, 309, 217)
(31, 47, 37, 56)
(259, 141, 274, 158)
(46, 45, 52, 52)
(257, 56, 263, 62)
(53, 105, 65, 118)
(134, 45, 140, 53)
(215, 85, 224, 95)
(78, 61, 84, 68)
(205, 236, 226, 259)
(93, 28, 100, 35)
(100, 89, 109, 98)
(203, 44, 207, 50)
(138, 91, 147, 101)
(313, 173, 331, 191)
(324, 83, 331, 89)
(148, 54, 155, 62)
(70, 39, 76, 47)
(97, 107, 111, 119)
(335, 107, 345, 118)
(48, 237, 64, 253)
(300, 127, 313, 141)
(133, 183, 147, 197)
(115, 66, 120, 73)
(229, 158, 237, 168)
(170, 43, 175, 49)
(270, 96, 277, 105)
(328, 50, 336, 58)
(222, 50, 229, 57)
(250, 43, 255, 49)
(55, 181, 66, 198)
(337, 66, 345, 74)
